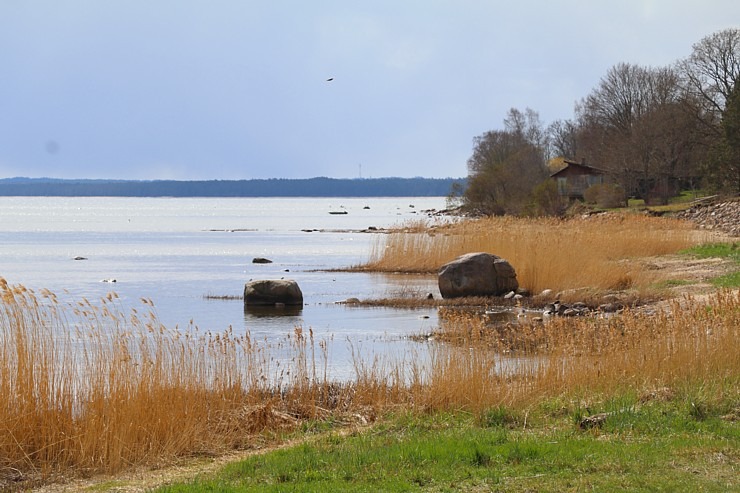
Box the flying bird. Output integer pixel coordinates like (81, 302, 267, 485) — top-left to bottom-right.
(326, 77, 334, 82)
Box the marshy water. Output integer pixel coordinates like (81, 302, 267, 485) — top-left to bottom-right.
(0, 196, 457, 379)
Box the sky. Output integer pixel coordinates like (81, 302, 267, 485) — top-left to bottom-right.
(0, 1, 738, 180)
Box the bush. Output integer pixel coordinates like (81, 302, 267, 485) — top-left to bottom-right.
(584, 183, 626, 208)
(528, 180, 567, 216)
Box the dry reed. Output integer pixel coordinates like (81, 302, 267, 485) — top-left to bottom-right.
(360, 214, 712, 294)
(1, 275, 737, 489)
(0, 280, 333, 485)
(410, 290, 739, 413)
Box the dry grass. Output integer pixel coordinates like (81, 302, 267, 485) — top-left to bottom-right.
(408, 289, 740, 414)
(1, 274, 738, 490)
(0, 280, 346, 486)
(358, 213, 713, 295)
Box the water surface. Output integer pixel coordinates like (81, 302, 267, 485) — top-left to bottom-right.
(0, 197, 448, 379)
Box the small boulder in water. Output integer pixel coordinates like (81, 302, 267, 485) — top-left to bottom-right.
(244, 279, 303, 306)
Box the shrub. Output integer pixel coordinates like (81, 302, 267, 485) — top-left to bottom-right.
(584, 183, 627, 208)
(528, 180, 567, 216)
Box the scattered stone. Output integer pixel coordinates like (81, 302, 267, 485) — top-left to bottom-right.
(599, 302, 620, 313)
(539, 289, 553, 297)
(438, 252, 518, 299)
(639, 386, 675, 403)
(335, 297, 360, 305)
(244, 279, 303, 306)
(543, 301, 593, 317)
(426, 293, 434, 300)
(579, 412, 611, 429)
(504, 291, 516, 299)
(252, 257, 273, 264)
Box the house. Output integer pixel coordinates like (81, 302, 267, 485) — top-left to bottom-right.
(550, 159, 608, 200)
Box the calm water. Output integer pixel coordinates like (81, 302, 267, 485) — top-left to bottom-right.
(0, 197, 448, 378)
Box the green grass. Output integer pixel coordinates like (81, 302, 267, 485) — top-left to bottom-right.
(712, 270, 740, 288)
(655, 278, 693, 289)
(684, 242, 740, 262)
(624, 190, 711, 213)
(153, 395, 739, 493)
(683, 242, 740, 288)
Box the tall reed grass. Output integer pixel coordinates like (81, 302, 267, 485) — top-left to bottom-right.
(0, 279, 335, 485)
(360, 214, 713, 294)
(1, 276, 737, 489)
(419, 290, 739, 413)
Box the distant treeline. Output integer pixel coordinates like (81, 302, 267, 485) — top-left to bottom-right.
(0, 177, 465, 197)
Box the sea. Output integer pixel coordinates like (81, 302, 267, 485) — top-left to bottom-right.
(0, 196, 449, 379)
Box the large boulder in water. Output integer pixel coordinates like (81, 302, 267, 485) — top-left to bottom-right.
(438, 252, 518, 298)
(244, 279, 303, 306)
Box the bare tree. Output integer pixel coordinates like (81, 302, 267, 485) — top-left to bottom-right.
(464, 108, 549, 214)
(576, 63, 702, 202)
(547, 118, 579, 159)
(679, 28, 740, 134)
(504, 107, 548, 150)
(704, 74, 740, 194)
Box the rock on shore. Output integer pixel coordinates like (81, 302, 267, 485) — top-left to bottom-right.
(438, 252, 518, 298)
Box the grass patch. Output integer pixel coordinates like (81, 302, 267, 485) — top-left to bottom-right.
(655, 278, 693, 288)
(683, 242, 740, 262)
(683, 242, 740, 287)
(154, 397, 739, 492)
(712, 270, 740, 288)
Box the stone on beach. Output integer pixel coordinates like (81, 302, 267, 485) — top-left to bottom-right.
(244, 279, 303, 306)
(438, 252, 518, 298)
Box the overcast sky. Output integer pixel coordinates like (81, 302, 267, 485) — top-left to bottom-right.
(0, 1, 737, 180)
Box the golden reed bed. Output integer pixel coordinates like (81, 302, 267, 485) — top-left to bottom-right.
(1, 277, 738, 486)
(360, 214, 714, 295)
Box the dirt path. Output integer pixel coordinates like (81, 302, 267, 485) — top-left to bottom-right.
(30, 422, 368, 493)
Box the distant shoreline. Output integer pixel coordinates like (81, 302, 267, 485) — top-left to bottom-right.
(0, 177, 465, 197)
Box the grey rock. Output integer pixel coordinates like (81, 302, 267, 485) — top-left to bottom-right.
(244, 279, 303, 306)
(599, 303, 620, 313)
(438, 252, 518, 299)
(336, 297, 360, 305)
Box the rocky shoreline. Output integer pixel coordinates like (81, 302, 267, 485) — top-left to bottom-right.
(675, 197, 740, 237)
